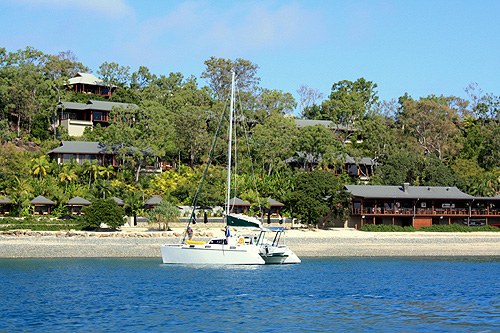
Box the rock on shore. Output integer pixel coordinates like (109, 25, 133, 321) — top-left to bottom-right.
(1, 228, 500, 258)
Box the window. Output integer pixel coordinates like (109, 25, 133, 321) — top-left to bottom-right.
(63, 154, 74, 163)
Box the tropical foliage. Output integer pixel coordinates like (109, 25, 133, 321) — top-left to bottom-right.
(1, 46, 500, 226)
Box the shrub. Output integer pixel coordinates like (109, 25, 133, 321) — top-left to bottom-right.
(360, 224, 417, 232)
(419, 223, 500, 232)
(80, 198, 125, 230)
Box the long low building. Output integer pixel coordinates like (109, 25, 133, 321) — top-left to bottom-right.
(345, 183, 500, 228)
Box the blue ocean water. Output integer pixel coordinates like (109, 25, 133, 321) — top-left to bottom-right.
(1, 257, 499, 332)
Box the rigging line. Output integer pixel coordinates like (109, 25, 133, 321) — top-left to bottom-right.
(235, 88, 263, 217)
(182, 102, 229, 244)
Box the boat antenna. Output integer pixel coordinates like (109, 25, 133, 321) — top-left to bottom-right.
(225, 70, 236, 217)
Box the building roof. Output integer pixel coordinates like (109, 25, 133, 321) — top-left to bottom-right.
(30, 195, 56, 205)
(48, 141, 111, 155)
(57, 100, 137, 112)
(68, 73, 105, 86)
(285, 152, 376, 166)
(58, 101, 88, 111)
(0, 196, 11, 204)
(47, 141, 154, 158)
(267, 198, 284, 206)
(145, 196, 162, 205)
(67, 196, 92, 205)
(86, 100, 138, 111)
(340, 154, 378, 166)
(112, 196, 124, 205)
(294, 119, 357, 131)
(227, 197, 251, 206)
(345, 184, 474, 200)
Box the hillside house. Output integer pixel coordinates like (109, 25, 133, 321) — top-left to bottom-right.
(53, 100, 138, 137)
(67, 73, 116, 97)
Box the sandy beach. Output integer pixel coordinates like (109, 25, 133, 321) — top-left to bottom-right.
(1, 227, 500, 258)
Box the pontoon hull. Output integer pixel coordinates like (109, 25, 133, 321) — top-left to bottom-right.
(160, 244, 265, 265)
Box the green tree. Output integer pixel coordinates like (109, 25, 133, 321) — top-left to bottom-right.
(7, 176, 33, 217)
(97, 61, 131, 96)
(399, 98, 460, 159)
(201, 57, 260, 101)
(146, 200, 180, 230)
(105, 100, 173, 183)
(293, 125, 339, 170)
(30, 155, 51, 180)
(81, 198, 125, 230)
(252, 113, 298, 175)
(290, 170, 351, 227)
(325, 78, 379, 142)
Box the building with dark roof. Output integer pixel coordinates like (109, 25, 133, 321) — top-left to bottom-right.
(345, 183, 500, 229)
(285, 152, 377, 180)
(293, 119, 362, 143)
(30, 195, 56, 215)
(67, 196, 92, 215)
(53, 100, 138, 137)
(0, 196, 11, 216)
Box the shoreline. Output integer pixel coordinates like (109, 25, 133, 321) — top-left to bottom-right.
(1, 228, 500, 258)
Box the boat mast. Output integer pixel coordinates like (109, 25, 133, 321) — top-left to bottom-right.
(226, 71, 236, 217)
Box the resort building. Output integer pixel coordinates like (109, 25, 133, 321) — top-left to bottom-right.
(286, 152, 377, 180)
(53, 100, 138, 137)
(67, 73, 116, 97)
(294, 119, 362, 143)
(47, 141, 174, 173)
(345, 183, 500, 229)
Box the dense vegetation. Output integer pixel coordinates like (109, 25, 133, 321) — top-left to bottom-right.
(1, 46, 500, 224)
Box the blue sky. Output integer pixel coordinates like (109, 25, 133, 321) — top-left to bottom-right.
(2, 0, 499, 114)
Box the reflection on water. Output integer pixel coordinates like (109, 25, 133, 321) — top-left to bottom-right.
(0, 257, 499, 332)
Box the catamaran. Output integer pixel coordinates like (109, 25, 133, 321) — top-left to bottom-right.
(160, 72, 300, 265)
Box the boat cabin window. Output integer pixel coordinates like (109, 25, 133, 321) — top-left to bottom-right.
(208, 239, 228, 245)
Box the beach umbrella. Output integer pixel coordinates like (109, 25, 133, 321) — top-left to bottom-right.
(204, 212, 208, 224)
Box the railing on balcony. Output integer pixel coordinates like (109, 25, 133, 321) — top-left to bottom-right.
(352, 207, 500, 216)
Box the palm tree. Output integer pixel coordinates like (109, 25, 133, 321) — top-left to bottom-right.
(82, 161, 100, 188)
(7, 176, 33, 217)
(95, 179, 113, 199)
(30, 156, 50, 180)
(100, 165, 115, 180)
(122, 191, 143, 217)
(58, 164, 77, 191)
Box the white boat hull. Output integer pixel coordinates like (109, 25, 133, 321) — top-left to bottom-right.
(161, 243, 265, 265)
(283, 248, 301, 264)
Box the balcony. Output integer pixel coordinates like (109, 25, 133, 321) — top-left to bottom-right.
(352, 207, 500, 217)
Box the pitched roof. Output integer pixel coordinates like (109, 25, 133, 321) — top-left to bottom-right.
(48, 141, 111, 154)
(267, 198, 284, 206)
(285, 152, 376, 166)
(294, 119, 357, 131)
(57, 100, 137, 112)
(87, 100, 138, 111)
(227, 197, 251, 206)
(58, 101, 88, 111)
(67, 196, 92, 205)
(0, 196, 11, 204)
(145, 196, 162, 205)
(68, 73, 105, 86)
(112, 196, 124, 205)
(345, 184, 474, 200)
(30, 195, 56, 205)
